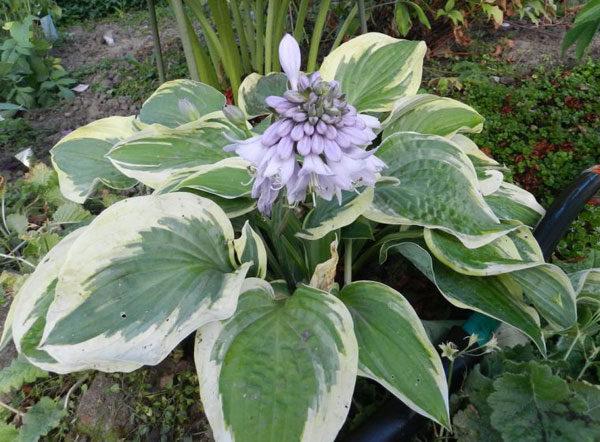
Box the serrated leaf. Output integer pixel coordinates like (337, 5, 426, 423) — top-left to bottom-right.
(19, 397, 66, 442)
(6, 214, 28, 235)
(52, 202, 92, 224)
(0, 355, 47, 394)
(0, 423, 19, 441)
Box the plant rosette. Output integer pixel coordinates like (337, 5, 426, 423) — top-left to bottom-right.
(3, 33, 580, 442)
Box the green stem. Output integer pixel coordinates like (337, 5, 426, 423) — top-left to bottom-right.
(358, 0, 367, 33)
(169, 0, 200, 81)
(307, 0, 331, 72)
(0, 399, 23, 417)
(331, 4, 358, 51)
(271, 0, 291, 72)
(147, 0, 166, 83)
(344, 239, 353, 286)
(188, 0, 226, 86)
(255, 0, 265, 73)
(185, 14, 220, 88)
(229, 0, 252, 73)
(0, 253, 35, 268)
(239, 0, 257, 71)
(293, 0, 310, 43)
(264, 0, 276, 73)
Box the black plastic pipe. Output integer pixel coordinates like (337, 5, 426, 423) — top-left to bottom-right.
(344, 165, 600, 442)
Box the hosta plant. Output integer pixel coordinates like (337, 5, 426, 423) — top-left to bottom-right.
(2, 33, 578, 441)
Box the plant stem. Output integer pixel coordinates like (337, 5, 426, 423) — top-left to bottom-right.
(1, 193, 9, 236)
(272, 0, 291, 72)
(293, 0, 310, 43)
(344, 239, 353, 286)
(264, 0, 276, 73)
(255, 0, 265, 73)
(0, 253, 35, 268)
(331, 4, 358, 51)
(0, 399, 24, 417)
(307, 0, 331, 72)
(229, 0, 252, 73)
(63, 375, 88, 409)
(169, 0, 200, 81)
(147, 0, 166, 83)
(358, 0, 367, 33)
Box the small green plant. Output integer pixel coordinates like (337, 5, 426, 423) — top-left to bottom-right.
(562, 0, 600, 59)
(1, 15, 75, 107)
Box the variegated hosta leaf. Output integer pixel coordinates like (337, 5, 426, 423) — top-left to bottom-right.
(173, 157, 253, 199)
(11, 228, 86, 371)
(381, 240, 546, 353)
(297, 188, 374, 240)
(233, 221, 267, 278)
(36, 193, 250, 373)
(570, 268, 600, 306)
(237, 72, 288, 117)
(339, 281, 450, 427)
(138, 79, 225, 128)
(107, 119, 246, 189)
(484, 182, 546, 228)
(507, 265, 577, 330)
(424, 226, 543, 276)
(365, 132, 514, 248)
(382, 94, 484, 138)
(195, 280, 358, 442)
(477, 169, 504, 196)
(51, 116, 140, 203)
(319, 33, 426, 112)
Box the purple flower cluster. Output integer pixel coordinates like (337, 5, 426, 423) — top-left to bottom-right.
(225, 34, 385, 215)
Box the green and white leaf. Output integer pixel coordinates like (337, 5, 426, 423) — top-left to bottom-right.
(11, 228, 86, 371)
(107, 118, 245, 189)
(507, 265, 577, 330)
(298, 188, 374, 240)
(173, 157, 252, 199)
(382, 94, 484, 138)
(569, 268, 600, 305)
(339, 281, 449, 427)
(237, 72, 288, 118)
(424, 226, 543, 276)
(50, 116, 140, 203)
(233, 221, 267, 279)
(195, 280, 358, 442)
(450, 134, 501, 168)
(138, 79, 225, 128)
(320, 33, 426, 112)
(381, 240, 546, 353)
(484, 182, 545, 228)
(38, 193, 250, 373)
(365, 132, 514, 248)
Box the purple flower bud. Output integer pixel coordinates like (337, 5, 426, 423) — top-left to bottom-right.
(303, 122, 315, 135)
(311, 134, 324, 154)
(292, 111, 308, 122)
(324, 139, 342, 161)
(277, 118, 294, 137)
(261, 120, 283, 146)
(316, 120, 328, 135)
(325, 125, 337, 140)
(277, 136, 294, 159)
(279, 34, 301, 90)
(297, 136, 311, 155)
(290, 124, 305, 141)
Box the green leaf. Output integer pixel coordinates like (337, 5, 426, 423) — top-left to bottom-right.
(233, 221, 267, 278)
(488, 362, 600, 441)
(394, 3, 412, 37)
(19, 397, 67, 442)
(424, 226, 543, 276)
(138, 79, 225, 128)
(382, 240, 545, 353)
(237, 72, 288, 117)
(0, 423, 18, 441)
(50, 116, 140, 203)
(52, 202, 92, 224)
(339, 281, 449, 427)
(107, 118, 244, 189)
(173, 157, 253, 199)
(195, 280, 358, 442)
(6, 213, 28, 235)
(365, 132, 514, 248)
(297, 188, 374, 240)
(484, 182, 545, 228)
(382, 94, 484, 138)
(0, 355, 47, 394)
(320, 33, 426, 112)
(507, 265, 577, 330)
(37, 193, 250, 373)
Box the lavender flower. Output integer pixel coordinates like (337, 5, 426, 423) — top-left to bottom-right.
(225, 34, 385, 215)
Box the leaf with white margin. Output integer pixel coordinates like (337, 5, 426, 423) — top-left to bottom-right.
(320, 33, 426, 113)
(139, 79, 225, 128)
(507, 265, 577, 330)
(309, 239, 339, 292)
(484, 182, 546, 228)
(298, 188, 374, 240)
(11, 228, 86, 371)
(107, 118, 245, 189)
(570, 268, 600, 306)
(339, 281, 450, 427)
(173, 157, 253, 199)
(381, 240, 546, 354)
(38, 193, 250, 373)
(382, 94, 484, 139)
(51, 116, 140, 203)
(195, 279, 358, 442)
(233, 221, 267, 279)
(238, 72, 288, 118)
(451, 134, 501, 169)
(424, 226, 543, 276)
(365, 132, 515, 249)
